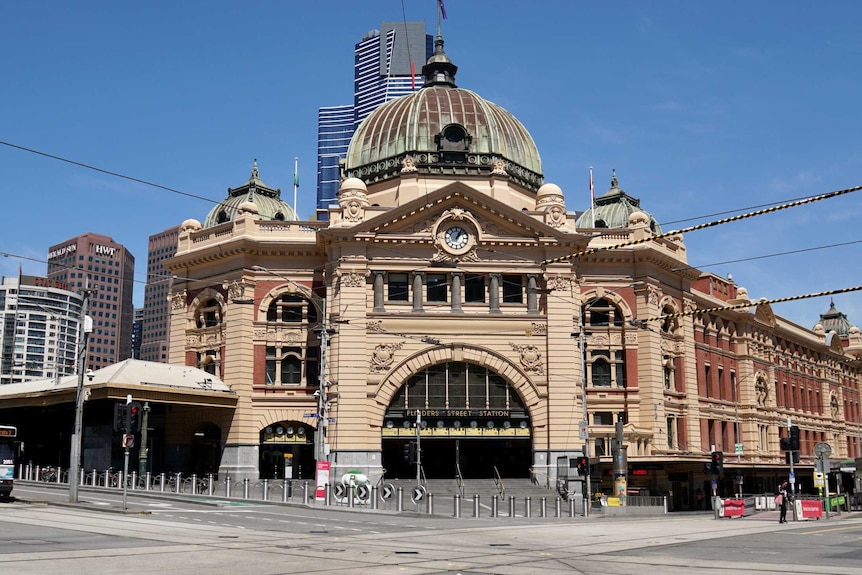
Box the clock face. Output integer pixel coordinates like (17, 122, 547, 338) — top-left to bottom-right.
(444, 226, 469, 250)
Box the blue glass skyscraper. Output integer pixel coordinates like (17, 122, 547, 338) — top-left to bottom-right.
(316, 22, 433, 218)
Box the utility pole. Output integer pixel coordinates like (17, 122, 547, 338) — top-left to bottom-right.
(68, 285, 96, 503)
(574, 308, 591, 517)
(138, 402, 150, 477)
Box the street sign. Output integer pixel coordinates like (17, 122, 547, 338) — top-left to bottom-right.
(789, 472, 796, 484)
(814, 442, 832, 459)
(734, 443, 743, 454)
(122, 434, 134, 448)
(578, 421, 588, 440)
(333, 482, 346, 499)
(380, 483, 394, 501)
(411, 485, 426, 503)
(303, 413, 318, 418)
(356, 484, 370, 502)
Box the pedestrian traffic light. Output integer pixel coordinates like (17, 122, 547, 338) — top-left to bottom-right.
(112, 402, 127, 432)
(126, 401, 142, 433)
(710, 451, 724, 474)
(576, 456, 589, 476)
(788, 426, 800, 451)
(779, 437, 791, 451)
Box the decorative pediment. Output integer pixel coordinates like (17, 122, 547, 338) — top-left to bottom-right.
(753, 301, 776, 327)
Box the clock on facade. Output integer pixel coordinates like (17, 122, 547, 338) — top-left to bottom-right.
(444, 225, 470, 250)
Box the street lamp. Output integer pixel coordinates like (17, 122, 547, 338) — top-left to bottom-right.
(68, 286, 96, 503)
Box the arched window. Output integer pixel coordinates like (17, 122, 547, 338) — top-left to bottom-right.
(584, 298, 623, 327)
(198, 350, 219, 375)
(196, 299, 222, 328)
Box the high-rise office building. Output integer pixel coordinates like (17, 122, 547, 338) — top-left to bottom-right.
(140, 225, 179, 363)
(132, 307, 143, 359)
(316, 21, 433, 217)
(46, 233, 135, 371)
(0, 275, 83, 385)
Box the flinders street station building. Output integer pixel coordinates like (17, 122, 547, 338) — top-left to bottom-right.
(160, 35, 862, 507)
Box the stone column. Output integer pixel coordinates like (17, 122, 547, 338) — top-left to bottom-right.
(451, 272, 463, 313)
(372, 271, 385, 312)
(489, 273, 501, 314)
(412, 272, 424, 313)
(527, 274, 538, 315)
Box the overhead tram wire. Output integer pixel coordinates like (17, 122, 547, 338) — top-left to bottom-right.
(540, 183, 862, 266)
(641, 284, 862, 324)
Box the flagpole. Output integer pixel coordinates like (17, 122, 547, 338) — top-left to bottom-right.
(590, 166, 595, 228)
(293, 156, 299, 218)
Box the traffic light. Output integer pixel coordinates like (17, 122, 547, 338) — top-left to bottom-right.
(126, 401, 142, 433)
(785, 450, 800, 464)
(403, 441, 417, 465)
(779, 437, 791, 451)
(576, 456, 589, 476)
(112, 402, 127, 432)
(788, 426, 800, 451)
(710, 451, 724, 474)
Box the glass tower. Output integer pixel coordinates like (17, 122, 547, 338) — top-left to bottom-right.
(316, 21, 433, 218)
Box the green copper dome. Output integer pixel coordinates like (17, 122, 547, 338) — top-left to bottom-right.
(203, 160, 297, 228)
(344, 36, 543, 191)
(576, 171, 662, 233)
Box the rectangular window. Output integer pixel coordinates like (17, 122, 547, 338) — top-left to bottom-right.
(667, 417, 675, 449)
(464, 274, 485, 303)
(427, 273, 448, 302)
(501, 275, 523, 303)
(594, 411, 613, 426)
(388, 273, 409, 301)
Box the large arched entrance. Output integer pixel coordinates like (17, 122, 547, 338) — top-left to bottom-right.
(381, 361, 532, 479)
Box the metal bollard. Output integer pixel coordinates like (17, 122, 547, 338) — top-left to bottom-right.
(80, 468, 85, 486)
(569, 498, 576, 518)
(426, 493, 434, 515)
(555, 497, 562, 518)
(262, 479, 268, 500)
(225, 476, 232, 497)
(396, 486, 404, 512)
(371, 486, 378, 510)
(525, 497, 532, 518)
(472, 494, 480, 518)
(282, 479, 289, 503)
(508, 495, 516, 518)
(491, 495, 499, 518)
(242, 478, 249, 499)
(130, 471, 137, 490)
(348, 487, 355, 508)
(145, 472, 152, 491)
(325, 483, 331, 506)
(208, 473, 214, 496)
(57, 467, 63, 485)
(160, 472, 166, 493)
(454, 494, 461, 518)
(191, 474, 198, 495)
(175, 472, 182, 493)
(303, 480, 309, 504)
(103, 469, 111, 488)
(540, 497, 547, 518)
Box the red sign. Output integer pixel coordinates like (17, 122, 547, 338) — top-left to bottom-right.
(315, 461, 330, 501)
(722, 498, 745, 517)
(799, 499, 823, 519)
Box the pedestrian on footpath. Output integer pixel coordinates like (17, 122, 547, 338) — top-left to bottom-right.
(776, 481, 790, 523)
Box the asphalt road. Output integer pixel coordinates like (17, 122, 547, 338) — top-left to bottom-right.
(2, 483, 861, 574)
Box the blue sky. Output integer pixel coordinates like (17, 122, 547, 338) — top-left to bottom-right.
(2, 1, 861, 329)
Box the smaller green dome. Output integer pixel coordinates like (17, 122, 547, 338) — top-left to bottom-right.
(204, 160, 297, 228)
(817, 300, 854, 336)
(576, 171, 661, 233)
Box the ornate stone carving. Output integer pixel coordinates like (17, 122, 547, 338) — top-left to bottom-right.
(647, 285, 660, 307)
(441, 207, 470, 221)
(169, 290, 187, 310)
(510, 343, 544, 374)
(401, 155, 418, 173)
(545, 205, 567, 228)
(367, 321, 383, 333)
(338, 268, 369, 288)
(530, 322, 547, 335)
(490, 158, 508, 175)
(370, 342, 404, 373)
(544, 273, 571, 292)
(222, 279, 253, 303)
